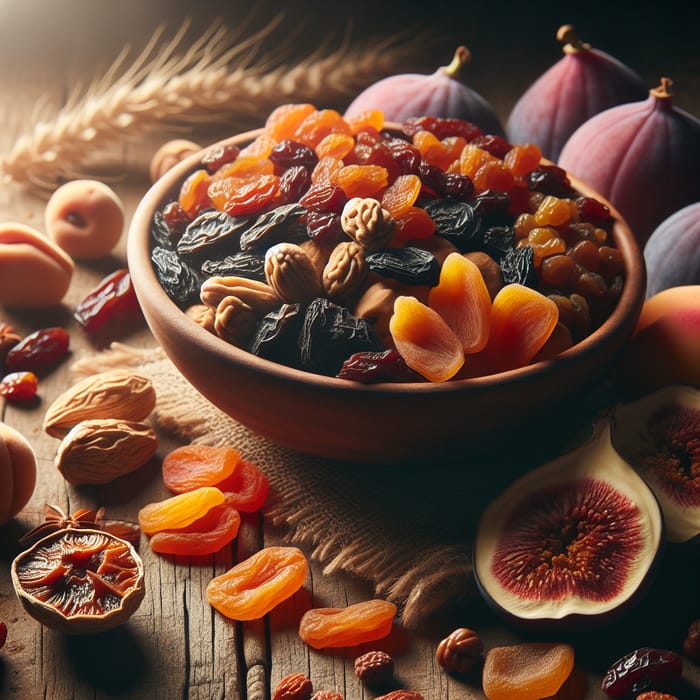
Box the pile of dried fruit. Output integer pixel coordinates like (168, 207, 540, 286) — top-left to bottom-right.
(150, 104, 626, 382)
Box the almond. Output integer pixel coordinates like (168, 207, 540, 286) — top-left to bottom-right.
(43, 370, 156, 438)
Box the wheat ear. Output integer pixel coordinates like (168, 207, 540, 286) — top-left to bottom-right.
(1, 17, 425, 189)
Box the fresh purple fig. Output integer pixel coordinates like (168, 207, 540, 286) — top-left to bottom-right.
(558, 78, 700, 246)
(506, 25, 647, 162)
(344, 46, 505, 137)
(473, 419, 663, 629)
(643, 202, 700, 297)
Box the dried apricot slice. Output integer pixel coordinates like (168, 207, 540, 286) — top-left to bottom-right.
(389, 295, 464, 382)
(336, 164, 389, 199)
(149, 504, 241, 556)
(381, 174, 422, 218)
(264, 103, 316, 142)
(138, 486, 225, 535)
(482, 642, 574, 700)
(293, 108, 351, 149)
(428, 253, 491, 353)
(162, 444, 241, 493)
(298, 598, 397, 649)
(207, 546, 308, 620)
(316, 132, 356, 160)
(178, 168, 211, 217)
(216, 458, 270, 512)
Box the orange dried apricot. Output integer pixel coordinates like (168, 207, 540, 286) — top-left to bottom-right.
(483, 283, 559, 373)
(298, 598, 397, 649)
(162, 444, 241, 493)
(336, 164, 389, 199)
(138, 486, 225, 535)
(207, 174, 280, 217)
(503, 143, 542, 176)
(178, 168, 211, 217)
(381, 174, 422, 218)
(264, 103, 316, 141)
(315, 132, 356, 160)
(389, 295, 464, 382)
(207, 546, 308, 620)
(482, 642, 574, 700)
(216, 458, 270, 513)
(293, 109, 351, 149)
(428, 253, 491, 353)
(149, 504, 241, 556)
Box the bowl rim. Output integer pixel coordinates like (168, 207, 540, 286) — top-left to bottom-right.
(127, 126, 646, 398)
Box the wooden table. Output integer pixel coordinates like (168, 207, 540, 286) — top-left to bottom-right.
(1, 2, 699, 698)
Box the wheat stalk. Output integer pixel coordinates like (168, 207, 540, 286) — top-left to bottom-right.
(1, 16, 425, 189)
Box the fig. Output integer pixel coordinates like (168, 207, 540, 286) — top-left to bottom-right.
(612, 385, 700, 544)
(473, 419, 663, 629)
(506, 25, 647, 162)
(615, 285, 700, 396)
(558, 78, 700, 246)
(644, 202, 700, 297)
(344, 46, 505, 137)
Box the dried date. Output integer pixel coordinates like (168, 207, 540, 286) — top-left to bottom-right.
(337, 349, 422, 383)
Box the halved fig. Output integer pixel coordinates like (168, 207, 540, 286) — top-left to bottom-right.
(612, 385, 700, 544)
(474, 419, 663, 629)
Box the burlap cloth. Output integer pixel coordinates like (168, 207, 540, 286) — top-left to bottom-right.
(72, 342, 605, 633)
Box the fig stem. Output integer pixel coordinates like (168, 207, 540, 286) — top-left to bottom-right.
(650, 77, 674, 101)
(442, 45, 471, 79)
(557, 24, 591, 54)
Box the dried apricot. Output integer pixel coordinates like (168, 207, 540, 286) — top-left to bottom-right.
(178, 168, 211, 217)
(336, 164, 389, 199)
(138, 486, 225, 535)
(216, 458, 270, 512)
(265, 103, 316, 142)
(293, 109, 351, 149)
(207, 546, 308, 620)
(162, 444, 241, 493)
(298, 598, 396, 649)
(482, 642, 574, 700)
(381, 174, 422, 218)
(208, 174, 280, 217)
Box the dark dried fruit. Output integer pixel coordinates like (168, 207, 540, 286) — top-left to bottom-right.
(0, 371, 39, 401)
(74, 269, 142, 333)
(366, 247, 440, 286)
(601, 647, 682, 698)
(0, 620, 6, 649)
(201, 250, 267, 281)
(248, 303, 305, 366)
(176, 209, 249, 262)
(271, 672, 313, 700)
(239, 203, 307, 251)
(5, 327, 70, 372)
(423, 199, 481, 251)
(337, 349, 423, 383)
(354, 650, 395, 686)
(435, 627, 484, 673)
(151, 247, 201, 308)
(500, 246, 537, 287)
(683, 619, 700, 660)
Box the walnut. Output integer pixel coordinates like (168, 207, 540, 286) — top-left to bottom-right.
(264, 242, 323, 304)
(322, 241, 368, 306)
(213, 296, 258, 347)
(200, 275, 280, 316)
(185, 303, 216, 334)
(354, 650, 394, 687)
(340, 197, 395, 252)
(435, 627, 484, 674)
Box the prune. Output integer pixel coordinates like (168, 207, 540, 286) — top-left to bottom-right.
(337, 349, 423, 383)
(472, 190, 511, 218)
(201, 251, 267, 282)
(151, 246, 201, 307)
(299, 298, 383, 376)
(248, 303, 305, 367)
(366, 247, 440, 286)
(176, 209, 249, 263)
(239, 203, 306, 251)
(500, 246, 537, 288)
(423, 199, 481, 251)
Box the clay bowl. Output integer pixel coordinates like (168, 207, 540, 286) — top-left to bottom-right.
(127, 127, 646, 465)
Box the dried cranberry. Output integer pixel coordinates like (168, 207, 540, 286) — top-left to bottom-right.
(0, 371, 38, 401)
(337, 349, 423, 383)
(74, 269, 142, 334)
(5, 327, 70, 372)
(601, 647, 682, 698)
(577, 196, 612, 226)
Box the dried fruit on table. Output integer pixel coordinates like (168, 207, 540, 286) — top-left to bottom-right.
(5, 326, 70, 372)
(428, 253, 491, 353)
(435, 627, 484, 674)
(482, 642, 574, 700)
(272, 672, 313, 700)
(298, 598, 397, 649)
(207, 546, 308, 620)
(162, 444, 241, 493)
(0, 371, 38, 402)
(389, 295, 464, 382)
(0, 421, 37, 525)
(149, 504, 240, 556)
(43, 370, 156, 438)
(11, 527, 145, 634)
(215, 458, 270, 512)
(601, 647, 682, 698)
(473, 419, 663, 629)
(74, 268, 142, 334)
(138, 486, 225, 535)
(354, 650, 395, 686)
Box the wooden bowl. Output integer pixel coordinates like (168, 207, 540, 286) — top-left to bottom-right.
(127, 128, 646, 465)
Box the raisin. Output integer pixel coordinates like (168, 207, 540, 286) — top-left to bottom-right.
(176, 209, 249, 263)
(304, 211, 344, 244)
(5, 327, 70, 372)
(337, 349, 423, 383)
(299, 298, 383, 376)
(500, 246, 537, 288)
(269, 139, 319, 170)
(470, 134, 513, 159)
(208, 174, 280, 217)
(239, 203, 307, 251)
(201, 142, 241, 172)
(366, 247, 440, 286)
(278, 165, 312, 204)
(248, 303, 306, 367)
(527, 164, 574, 197)
(423, 199, 481, 252)
(480, 225, 516, 261)
(201, 251, 267, 282)
(151, 247, 201, 307)
(300, 182, 347, 214)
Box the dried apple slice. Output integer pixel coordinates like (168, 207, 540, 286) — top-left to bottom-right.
(612, 384, 700, 544)
(474, 419, 663, 629)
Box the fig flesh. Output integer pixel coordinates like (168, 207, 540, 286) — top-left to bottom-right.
(507, 25, 647, 162)
(558, 78, 700, 247)
(344, 46, 505, 137)
(474, 420, 663, 629)
(612, 385, 700, 544)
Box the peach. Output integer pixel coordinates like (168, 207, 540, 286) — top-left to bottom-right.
(616, 285, 700, 396)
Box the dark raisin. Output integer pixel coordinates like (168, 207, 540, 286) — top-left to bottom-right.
(304, 211, 344, 244)
(176, 209, 249, 263)
(299, 182, 347, 214)
(248, 303, 305, 367)
(423, 199, 481, 251)
(470, 134, 513, 159)
(443, 173, 474, 201)
(479, 225, 516, 261)
(500, 246, 537, 288)
(269, 140, 318, 170)
(386, 138, 422, 175)
(366, 247, 440, 286)
(239, 203, 306, 251)
(151, 209, 176, 250)
(337, 349, 423, 383)
(201, 142, 240, 172)
(151, 246, 201, 307)
(278, 165, 312, 204)
(201, 251, 267, 282)
(418, 161, 447, 197)
(527, 164, 574, 197)
(299, 298, 383, 376)
(472, 190, 511, 219)
(402, 116, 483, 141)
